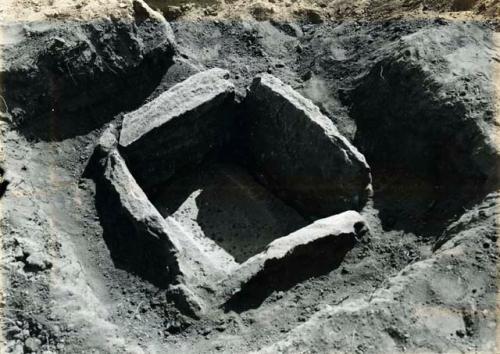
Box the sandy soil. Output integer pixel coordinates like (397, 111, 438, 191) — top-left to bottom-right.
(0, 0, 498, 22)
(0, 0, 133, 22)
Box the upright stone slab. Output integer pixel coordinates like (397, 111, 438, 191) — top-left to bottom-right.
(245, 74, 371, 218)
(88, 130, 237, 317)
(119, 68, 236, 188)
(222, 211, 369, 312)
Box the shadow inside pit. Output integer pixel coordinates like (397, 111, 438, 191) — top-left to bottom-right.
(346, 55, 499, 237)
(369, 167, 491, 237)
(223, 233, 358, 313)
(149, 158, 308, 263)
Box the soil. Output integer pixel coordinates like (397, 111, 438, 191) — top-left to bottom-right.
(0, 1, 499, 353)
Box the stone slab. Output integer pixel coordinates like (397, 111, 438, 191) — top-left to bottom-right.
(119, 68, 236, 188)
(245, 74, 371, 218)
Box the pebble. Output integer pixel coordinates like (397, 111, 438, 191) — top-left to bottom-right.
(25, 253, 52, 271)
(24, 337, 42, 352)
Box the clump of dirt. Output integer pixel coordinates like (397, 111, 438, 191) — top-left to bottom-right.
(1, 0, 175, 140)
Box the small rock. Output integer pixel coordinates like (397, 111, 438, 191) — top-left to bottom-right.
(216, 323, 227, 332)
(294, 8, 323, 24)
(11, 344, 23, 354)
(301, 71, 312, 81)
(250, 3, 275, 21)
(24, 337, 42, 352)
(21, 329, 30, 338)
(204, 7, 218, 16)
(6, 326, 21, 336)
(24, 253, 52, 271)
(165, 320, 183, 334)
(163, 6, 183, 21)
(201, 327, 212, 336)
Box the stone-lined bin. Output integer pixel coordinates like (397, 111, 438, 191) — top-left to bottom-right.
(244, 74, 371, 218)
(86, 69, 372, 317)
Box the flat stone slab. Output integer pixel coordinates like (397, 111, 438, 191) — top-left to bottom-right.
(222, 210, 368, 312)
(119, 68, 236, 188)
(245, 74, 371, 218)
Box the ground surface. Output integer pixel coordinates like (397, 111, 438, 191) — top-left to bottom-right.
(0, 1, 499, 354)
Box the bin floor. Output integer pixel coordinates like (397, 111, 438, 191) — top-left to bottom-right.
(151, 162, 308, 263)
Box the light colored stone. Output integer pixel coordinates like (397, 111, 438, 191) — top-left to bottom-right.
(24, 337, 41, 352)
(167, 284, 207, 319)
(119, 68, 236, 188)
(93, 148, 236, 314)
(222, 211, 368, 309)
(25, 253, 52, 271)
(246, 74, 371, 217)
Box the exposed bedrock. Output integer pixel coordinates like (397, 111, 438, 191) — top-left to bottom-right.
(0, 0, 175, 141)
(222, 211, 369, 312)
(119, 68, 236, 189)
(244, 74, 372, 218)
(349, 23, 500, 234)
